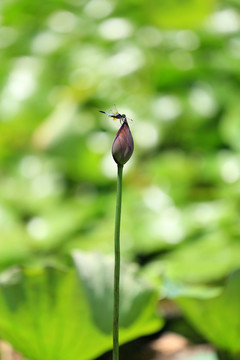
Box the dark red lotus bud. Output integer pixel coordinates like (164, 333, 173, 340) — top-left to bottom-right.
(112, 120, 134, 165)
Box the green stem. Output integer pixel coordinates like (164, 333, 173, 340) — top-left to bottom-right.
(113, 164, 123, 360)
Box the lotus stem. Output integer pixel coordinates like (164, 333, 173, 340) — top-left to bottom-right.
(113, 163, 123, 360)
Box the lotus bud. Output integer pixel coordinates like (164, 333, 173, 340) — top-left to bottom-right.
(112, 119, 134, 165)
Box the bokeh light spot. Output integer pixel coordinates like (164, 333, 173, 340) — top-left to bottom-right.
(189, 85, 217, 117)
(103, 47, 144, 76)
(134, 122, 158, 149)
(84, 0, 113, 19)
(152, 95, 182, 121)
(143, 186, 172, 212)
(31, 31, 62, 54)
(150, 207, 184, 244)
(19, 156, 42, 179)
(98, 18, 133, 40)
(220, 157, 240, 183)
(175, 30, 200, 51)
(27, 217, 49, 240)
(208, 9, 240, 34)
(86, 131, 110, 154)
(137, 26, 162, 47)
(47, 10, 78, 33)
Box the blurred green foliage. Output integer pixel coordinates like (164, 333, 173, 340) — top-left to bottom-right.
(1, 0, 240, 358)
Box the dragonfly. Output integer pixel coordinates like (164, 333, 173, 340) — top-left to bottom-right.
(99, 105, 132, 123)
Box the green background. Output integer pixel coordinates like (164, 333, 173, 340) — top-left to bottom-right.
(1, 0, 240, 358)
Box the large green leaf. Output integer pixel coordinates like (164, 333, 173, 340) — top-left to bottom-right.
(73, 251, 162, 335)
(163, 232, 240, 282)
(161, 278, 221, 300)
(0, 252, 162, 360)
(177, 270, 240, 353)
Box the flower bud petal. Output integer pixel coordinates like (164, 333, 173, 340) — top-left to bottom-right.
(112, 121, 134, 165)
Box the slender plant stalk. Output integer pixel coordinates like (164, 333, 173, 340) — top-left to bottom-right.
(113, 164, 123, 360)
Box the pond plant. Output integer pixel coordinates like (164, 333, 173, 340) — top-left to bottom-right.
(100, 109, 134, 360)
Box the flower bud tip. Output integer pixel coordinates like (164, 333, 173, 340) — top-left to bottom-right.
(112, 120, 134, 165)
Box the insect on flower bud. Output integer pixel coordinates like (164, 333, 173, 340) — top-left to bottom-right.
(112, 119, 134, 165)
